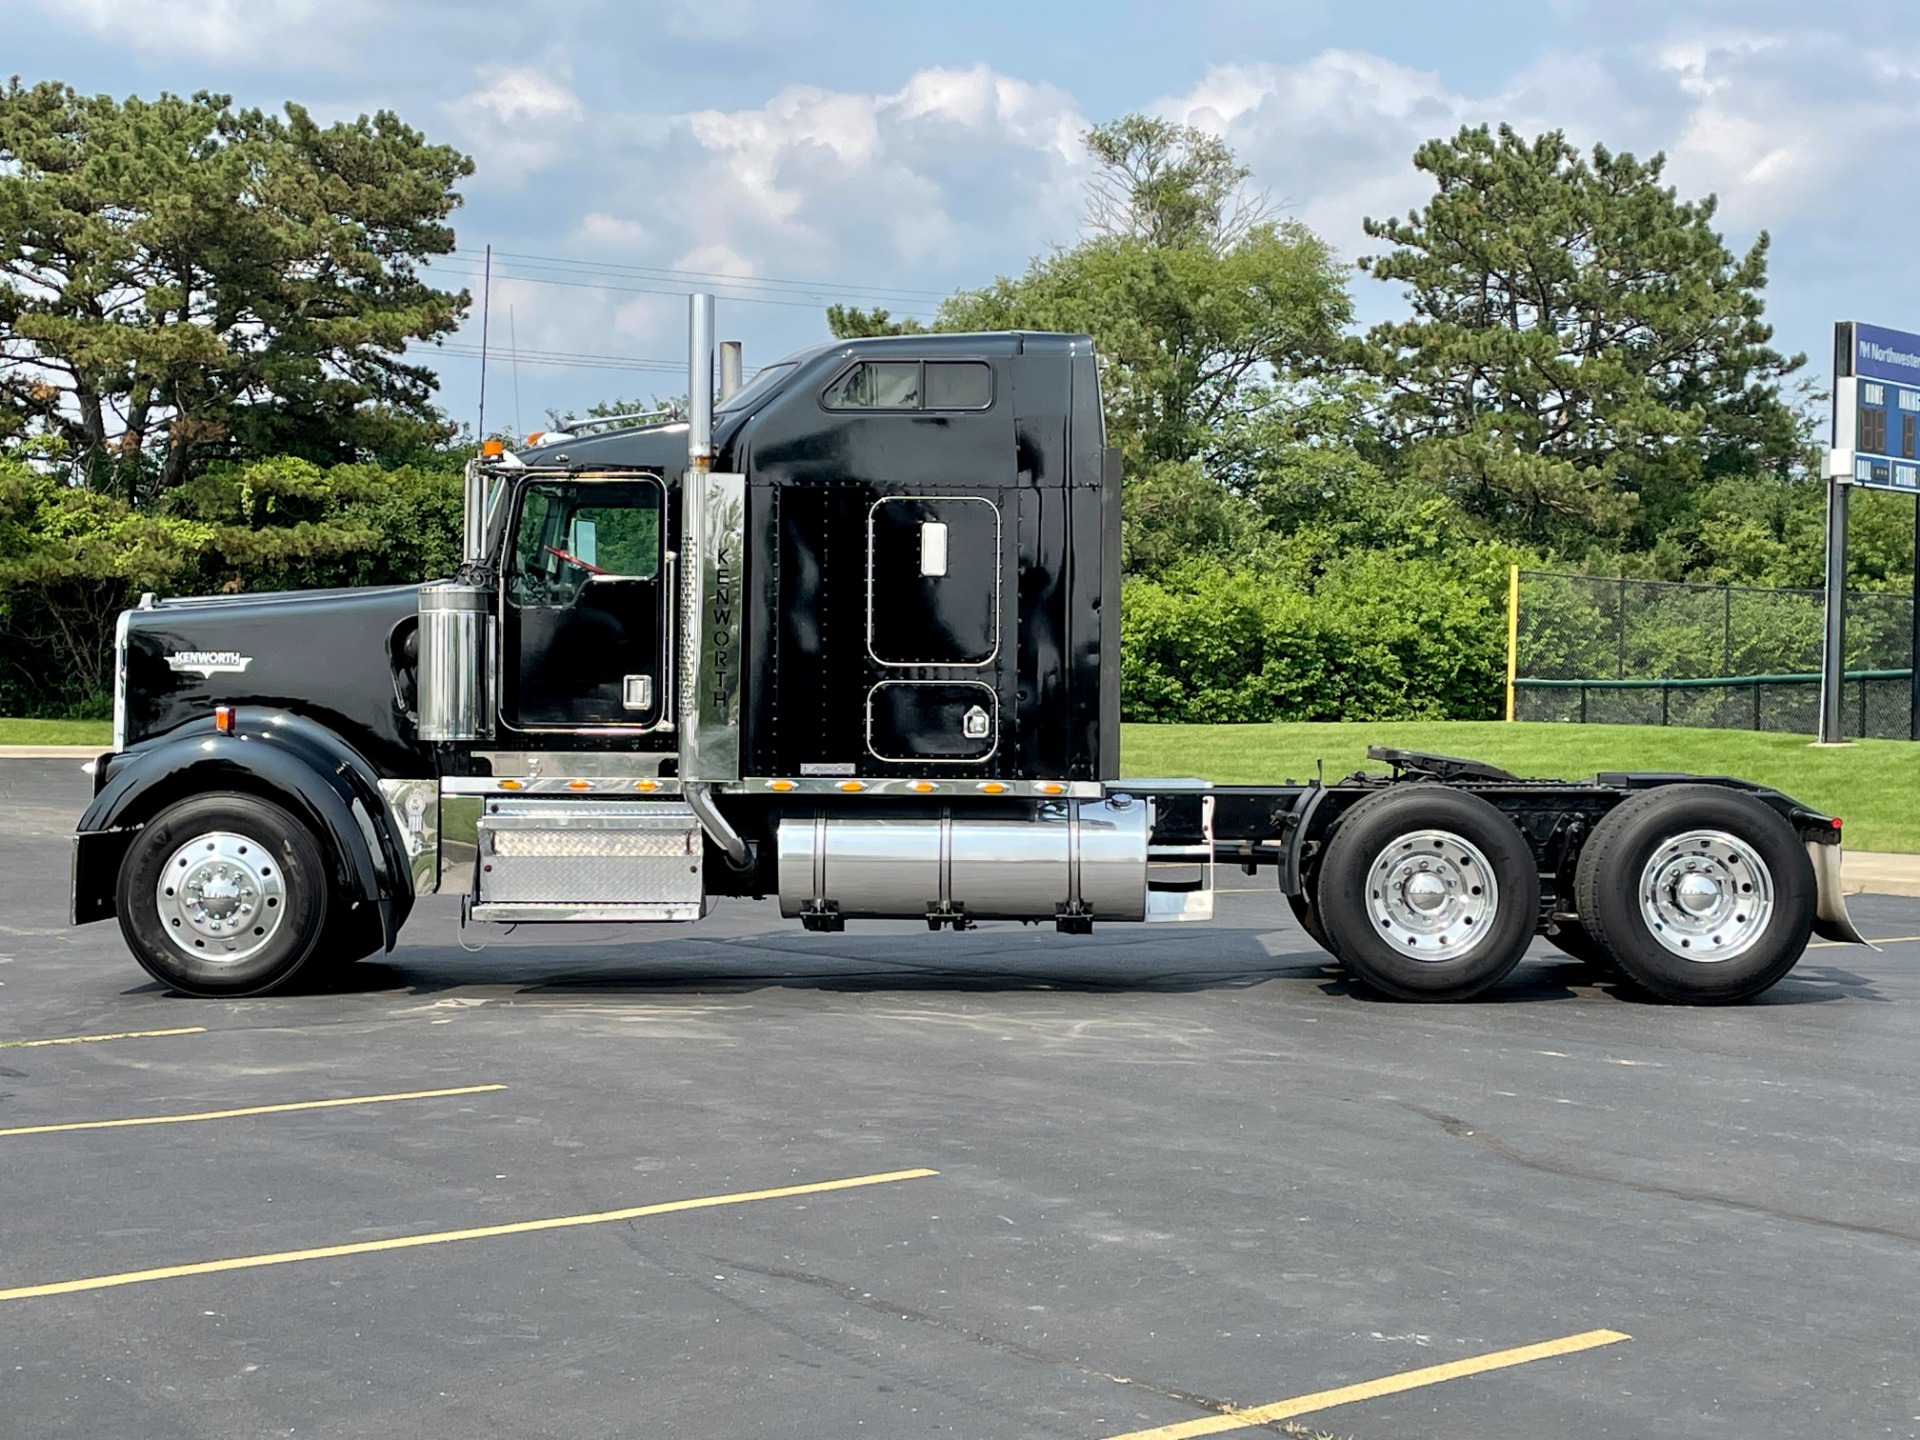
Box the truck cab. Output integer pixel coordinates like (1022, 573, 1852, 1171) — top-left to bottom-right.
(74, 320, 1172, 998)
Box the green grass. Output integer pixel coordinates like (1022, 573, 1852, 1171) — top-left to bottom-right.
(10, 714, 1912, 850)
(1122, 720, 1920, 854)
(0, 717, 112, 746)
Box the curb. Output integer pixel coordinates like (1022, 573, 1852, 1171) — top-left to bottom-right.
(0, 746, 105, 759)
(1842, 853, 1920, 899)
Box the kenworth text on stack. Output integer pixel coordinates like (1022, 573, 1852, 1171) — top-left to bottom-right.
(71, 297, 1866, 1004)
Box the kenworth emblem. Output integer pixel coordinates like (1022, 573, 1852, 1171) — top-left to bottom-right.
(166, 650, 253, 679)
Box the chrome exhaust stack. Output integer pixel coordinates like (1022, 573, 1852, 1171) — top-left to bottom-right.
(678, 293, 751, 868)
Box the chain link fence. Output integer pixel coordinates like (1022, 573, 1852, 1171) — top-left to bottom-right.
(1511, 571, 1916, 738)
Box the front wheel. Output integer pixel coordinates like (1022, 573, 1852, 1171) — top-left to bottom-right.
(1316, 787, 1541, 1001)
(116, 793, 332, 997)
(1574, 785, 1814, 1003)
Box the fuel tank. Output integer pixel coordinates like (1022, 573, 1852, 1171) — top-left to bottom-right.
(774, 798, 1149, 924)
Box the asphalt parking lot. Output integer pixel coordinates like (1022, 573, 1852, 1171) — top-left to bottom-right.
(3, 756, 1917, 1440)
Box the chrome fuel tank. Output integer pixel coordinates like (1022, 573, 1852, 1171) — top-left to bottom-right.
(775, 799, 1148, 924)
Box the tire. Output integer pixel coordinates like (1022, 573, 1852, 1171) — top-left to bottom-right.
(311, 906, 387, 977)
(116, 793, 332, 997)
(1574, 785, 1814, 1004)
(1316, 787, 1540, 1001)
(1286, 884, 1334, 954)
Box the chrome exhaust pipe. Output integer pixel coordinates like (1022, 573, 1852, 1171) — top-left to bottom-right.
(679, 293, 750, 867)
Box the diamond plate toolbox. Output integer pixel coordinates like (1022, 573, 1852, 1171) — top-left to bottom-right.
(476, 800, 705, 910)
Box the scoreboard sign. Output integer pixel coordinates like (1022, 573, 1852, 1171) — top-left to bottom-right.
(1833, 320, 1920, 491)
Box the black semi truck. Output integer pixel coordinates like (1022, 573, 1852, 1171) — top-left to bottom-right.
(72, 297, 1866, 1003)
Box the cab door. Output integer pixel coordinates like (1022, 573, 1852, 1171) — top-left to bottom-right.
(501, 476, 668, 731)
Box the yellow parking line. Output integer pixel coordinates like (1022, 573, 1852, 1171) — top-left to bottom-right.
(1810, 932, 1920, 948)
(0, 1084, 507, 1139)
(0, 1167, 938, 1303)
(1101, 1328, 1630, 1440)
(0, 1026, 206, 1050)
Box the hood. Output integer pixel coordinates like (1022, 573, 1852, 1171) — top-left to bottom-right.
(123, 582, 430, 773)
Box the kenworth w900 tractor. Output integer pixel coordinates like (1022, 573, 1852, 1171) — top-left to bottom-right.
(71, 297, 1866, 1002)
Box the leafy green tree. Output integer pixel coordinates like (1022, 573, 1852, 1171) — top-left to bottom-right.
(1357, 124, 1806, 554)
(825, 306, 924, 339)
(921, 115, 1351, 571)
(0, 453, 462, 714)
(540, 394, 688, 433)
(1081, 114, 1272, 251)
(0, 81, 472, 497)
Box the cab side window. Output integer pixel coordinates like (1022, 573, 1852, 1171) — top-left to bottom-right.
(823, 360, 992, 412)
(509, 481, 662, 604)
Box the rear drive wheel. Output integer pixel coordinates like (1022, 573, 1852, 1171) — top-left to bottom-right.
(1316, 788, 1540, 1001)
(1574, 785, 1814, 1003)
(116, 793, 331, 997)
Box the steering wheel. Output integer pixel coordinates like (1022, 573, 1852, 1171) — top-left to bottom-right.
(544, 543, 606, 575)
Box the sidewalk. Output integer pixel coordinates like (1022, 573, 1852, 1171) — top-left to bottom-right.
(1837, 851, 1920, 898)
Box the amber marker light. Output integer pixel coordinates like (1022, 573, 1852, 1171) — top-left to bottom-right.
(635, 779, 659, 792)
(499, 779, 523, 790)
(1040, 783, 1064, 795)
(767, 780, 796, 792)
(837, 780, 865, 792)
(978, 782, 1007, 795)
(213, 705, 235, 735)
(566, 779, 591, 791)
(909, 781, 936, 794)
(481, 439, 505, 458)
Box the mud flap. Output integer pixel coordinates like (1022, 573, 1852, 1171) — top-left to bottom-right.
(1807, 842, 1873, 947)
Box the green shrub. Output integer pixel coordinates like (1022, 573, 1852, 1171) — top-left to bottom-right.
(0, 457, 463, 716)
(1119, 552, 1509, 723)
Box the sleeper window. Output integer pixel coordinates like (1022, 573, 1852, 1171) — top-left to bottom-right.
(822, 359, 994, 411)
(926, 361, 991, 410)
(823, 361, 921, 410)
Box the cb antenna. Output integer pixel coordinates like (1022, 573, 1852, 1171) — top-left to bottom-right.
(476, 243, 492, 443)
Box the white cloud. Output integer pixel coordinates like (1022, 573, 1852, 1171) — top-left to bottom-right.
(1154, 52, 1471, 264)
(445, 64, 586, 188)
(1152, 26, 1920, 279)
(34, 0, 373, 63)
(668, 64, 1089, 276)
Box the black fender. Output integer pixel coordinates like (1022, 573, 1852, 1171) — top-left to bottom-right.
(72, 709, 416, 947)
(1278, 781, 1334, 898)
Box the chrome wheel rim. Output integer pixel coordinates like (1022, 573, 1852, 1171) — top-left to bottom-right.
(1365, 828, 1498, 961)
(155, 831, 286, 963)
(1638, 829, 1772, 962)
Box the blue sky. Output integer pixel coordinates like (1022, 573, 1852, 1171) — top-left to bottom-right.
(11, 0, 1919, 436)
